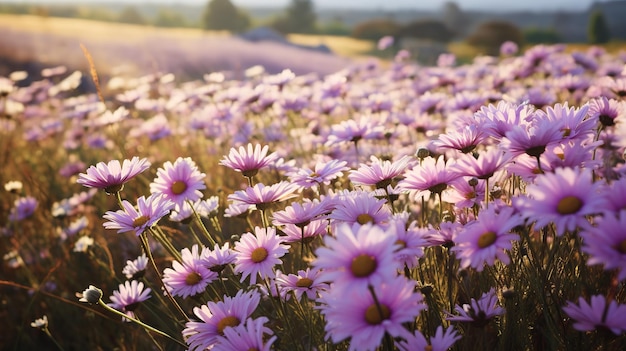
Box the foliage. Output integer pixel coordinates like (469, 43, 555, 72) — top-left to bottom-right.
(153, 9, 189, 28)
(588, 10, 611, 44)
(351, 19, 399, 41)
(524, 27, 562, 44)
(117, 6, 146, 25)
(466, 20, 524, 56)
(202, 0, 250, 32)
(270, 0, 317, 34)
(396, 19, 455, 43)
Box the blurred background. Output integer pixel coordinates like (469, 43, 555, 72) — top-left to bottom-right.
(0, 0, 623, 80)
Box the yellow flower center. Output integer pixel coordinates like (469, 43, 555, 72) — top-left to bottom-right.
(477, 231, 497, 248)
(242, 169, 259, 178)
(356, 213, 374, 225)
(464, 191, 477, 200)
(251, 247, 268, 263)
(394, 239, 407, 250)
(184, 272, 202, 286)
(132, 215, 150, 227)
(556, 195, 583, 215)
(425, 346, 433, 351)
(351, 254, 377, 277)
(216, 316, 240, 335)
(364, 303, 391, 325)
(296, 277, 314, 288)
(616, 239, 626, 254)
(171, 181, 187, 195)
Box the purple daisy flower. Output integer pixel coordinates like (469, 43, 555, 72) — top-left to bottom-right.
(8, 196, 38, 221)
(581, 210, 626, 282)
(182, 290, 261, 351)
(398, 156, 460, 199)
(313, 223, 398, 290)
(220, 143, 277, 178)
(150, 157, 206, 208)
(452, 147, 512, 180)
(324, 118, 384, 147)
(276, 268, 326, 301)
(430, 124, 488, 154)
(122, 254, 149, 279)
(513, 167, 607, 236)
(544, 103, 596, 142)
(233, 227, 290, 284)
(452, 205, 521, 271)
(102, 194, 174, 236)
(107, 280, 151, 321)
(562, 295, 626, 335)
(588, 96, 624, 128)
(474, 101, 534, 140)
(163, 245, 218, 298)
(328, 191, 392, 227)
(500, 116, 564, 160)
(447, 288, 504, 327)
(280, 219, 328, 244)
(319, 276, 426, 351)
(201, 242, 237, 274)
(397, 325, 461, 351)
(349, 156, 411, 189)
(386, 215, 427, 269)
(212, 317, 277, 351)
(272, 200, 330, 228)
(443, 177, 486, 209)
(77, 156, 150, 194)
(424, 221, 463, 248)
(288, 159, 349, 189)
(228, 181, 299, 211)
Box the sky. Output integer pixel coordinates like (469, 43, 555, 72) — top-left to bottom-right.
(4, 0, 597, 12)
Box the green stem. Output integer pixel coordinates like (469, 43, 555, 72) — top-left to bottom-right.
(97, 298, 187, 348)
(42, 328, 66, 351)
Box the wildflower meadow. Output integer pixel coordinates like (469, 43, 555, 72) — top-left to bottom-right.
(2, 42, 626, 351)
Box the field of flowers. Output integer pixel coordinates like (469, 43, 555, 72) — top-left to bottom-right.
(2, 41, 626, 351)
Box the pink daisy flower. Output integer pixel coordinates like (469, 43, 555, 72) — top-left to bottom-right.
(562, 295, 626, 335)
(319, 276, 425, 351)
(228, 181, 299, 211)
(452, 205, 521, 271)
(443, 177, 486, 209)
(424, 221, 462, 248)
(328, 190, 392, 227)
(588, 96, 624, 128)
(220, 143, 277, 178)
(163, 245, 218, 298)
(280, 219, 328, 244)
(581, 210, 626, 282)
(122, 254, 149, 279)
(544, 103, 596, 142)
(201, 242, 237, 274)
(398, 156, 460, 199)
(233, 227, 290, 284)
(513, 167, 608, 236)
(271, 200, 330, 228)
(325, 118, 384, 146)
(77, 156, 150, 194)
(150, 157, 206, 208)
(452, 147, 512, 180)
(288, 159, 349, 189)
(447, 288, 504, 327)
(396, 325, 461, 351)
(212, 317, 277, 351)
(349, 155, 411, 190)
(386, 216, 427, 269)
(107, 280, 151, 321)
(430, 124, 488, 154)
(102, 194, 174, 236)
(275, 268, 326, 301)
(500, 116, 564, 159)
(183, 290, 261, 351)
(313, 223, 398, 290)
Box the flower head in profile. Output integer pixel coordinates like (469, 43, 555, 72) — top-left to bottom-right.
(581, 210, 626, 282)
(349, 156, 411, 189)
(163, 245, 218, 298)
(102, 194, 174, 236)
(275, 268, 326, 301)
(150, 157, 206, 208)
(107, 280, 152, 321)
(228, 181, 299, 211)
(313, 223, 398, 290)
(78, 285, 103, 304)
(288, 159, 349, 189)
(77, 156, 150, 194)
(562, 295, 626, 335)
(447, 288, 504, 327)
(122, 254, 149, 279)
(233, 227, 290, 284)
(319, 276, 425, 351)
(397, 325, 461, 351)
(8, 196, 38, 221)
(201, 242, 237, 274)
(514, 167, 607, 235)
(328, 191, 392, 227)
(398, 156, 460, 199)
(183, 290, 261, 351)
(30, 315, 49, 329)
(220, 143, 277, 178)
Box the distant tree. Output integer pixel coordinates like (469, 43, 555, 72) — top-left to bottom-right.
(154, 9, 188, 28)
(271, 0, 317, 34)
(588, 10, 611, 44)
(202, 0, 250, 32)
(442, 1, 469, 39)
(524, 27, 562, 44)
(467, 21, 524, 56)
(396, 19, 455, 43)
(118, 6, 146, 25)
(318, 17, 351, 36)
(351, 19, 399, 41)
